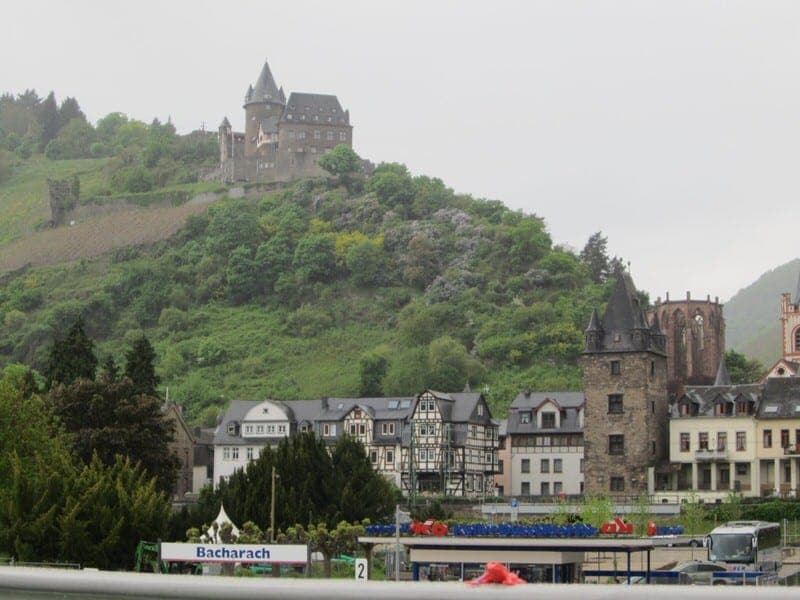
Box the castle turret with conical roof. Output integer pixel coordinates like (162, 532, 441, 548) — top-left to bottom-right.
(580, 270, 668, 498)
(243, 59, 286, 157)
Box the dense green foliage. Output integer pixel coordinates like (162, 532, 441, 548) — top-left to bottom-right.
(0, 89, 217, 198)
(0, 161, 630, 419)
(192, 433, 395, 535)
(724, 349, 766, 384)
(0, 376, 171, 568)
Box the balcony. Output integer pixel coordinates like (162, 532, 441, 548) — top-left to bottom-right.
(695, 448, 728, 461)
(784, 444, 800, 456)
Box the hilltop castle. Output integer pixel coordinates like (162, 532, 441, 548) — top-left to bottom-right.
(218, 60, 353, 183)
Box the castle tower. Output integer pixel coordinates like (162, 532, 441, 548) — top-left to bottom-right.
(243, 60, 286, 157)
(580, 271, 668, 497)
(648, 292, 725, 395)
(780, 273, 800, 362)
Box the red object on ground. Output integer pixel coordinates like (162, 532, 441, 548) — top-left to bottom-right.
(647, 521, 657, 537)
(600, 517, 634, 535)
(468, 562, 526, 586)
(431, 522, 448, 536)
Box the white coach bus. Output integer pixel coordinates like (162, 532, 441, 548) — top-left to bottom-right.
(706, 520, 782, 573)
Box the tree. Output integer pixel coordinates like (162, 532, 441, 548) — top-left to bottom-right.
(346, 238, 387, 287)
(579, 495, 613, 528)
(48, 377, 178, 493)
(318, 144, 361, 177)
(330, 436, 395, 525)
(57, 97, 86, 130)
(226, 245, 259, 304)
(427, 336, 484, 392)
(0, 148, 11, 184)
(36, 91, 59, 149)
(579, 231, 611, 283)
(57, 455, 170, 569)
(358, 352, 389, 397)
(0, 380, 75, 562)
(45, 317, 97, 389)
(293, 234, 336, 283)
(124, 335, 160, 397)
(724, 349, 765, 384)
(308, 521, 365, 578)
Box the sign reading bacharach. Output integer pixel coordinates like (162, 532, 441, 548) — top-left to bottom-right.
(160, 542, 308, 564)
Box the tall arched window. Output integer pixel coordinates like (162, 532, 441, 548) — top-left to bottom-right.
(795, 327, 800, 352)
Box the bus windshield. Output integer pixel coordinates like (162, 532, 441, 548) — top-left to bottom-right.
(709, 533, 753, 563)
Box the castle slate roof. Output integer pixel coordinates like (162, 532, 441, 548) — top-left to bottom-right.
(281, 93, 349, 125)
(584, 271, 665, 355)
(245, 60, 285, 105)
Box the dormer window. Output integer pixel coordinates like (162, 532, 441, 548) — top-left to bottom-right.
(477, 404, 484, 417)
(541, 412, 556, 429)
(227, 423, 237, 435)
(520, 411, 531, 424)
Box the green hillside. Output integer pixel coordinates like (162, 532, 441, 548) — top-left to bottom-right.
(0, 160, 621, 423)
(725, 258, 800, 366)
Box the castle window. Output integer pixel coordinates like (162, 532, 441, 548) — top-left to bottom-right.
(608, 434, 624, 455)
(327, 131, 334, 140)
(339, 131, 347, 141)
(289, 130, 295, 139)
(610, 360, 621, 375)
(680, 433, 690, 452)
(314, 130, 321, 139)
(610, 477, 625, 492)
(298, 131, 306, 139)
(608, 394, 623, 414)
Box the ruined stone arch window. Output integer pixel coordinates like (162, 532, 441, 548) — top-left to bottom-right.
(694, 313, 705, 349)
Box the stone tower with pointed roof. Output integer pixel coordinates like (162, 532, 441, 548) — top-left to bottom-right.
(580, 271, 668, 497)
(218, 59, 353, 184)
(647, 292, 725, 395)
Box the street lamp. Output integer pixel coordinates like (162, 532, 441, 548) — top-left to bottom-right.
(270, 466, 280, 543)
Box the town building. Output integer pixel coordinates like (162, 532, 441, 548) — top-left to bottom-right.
(162, 402, 195, 503)
(506, 391, 584, 498)
(211, 390, 498, 498)
(581, 271, 669, 497)
(217, 60, 353, 184)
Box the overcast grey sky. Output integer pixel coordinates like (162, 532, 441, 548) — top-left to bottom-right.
(3, 1, 799, 302)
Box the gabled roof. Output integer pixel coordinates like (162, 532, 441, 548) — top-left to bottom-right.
(510, 391, 585, 410)
(281, 93, 349, 125)
(507, 391, 584, 435)
(246, 60, 284, 105)
(671, 384, 762, 417)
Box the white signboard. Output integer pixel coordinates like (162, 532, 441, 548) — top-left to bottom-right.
(160, 543, 307, 564)
(355, 558, 368, 581)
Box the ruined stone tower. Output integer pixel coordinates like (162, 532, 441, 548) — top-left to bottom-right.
(581, 272, 668, 497)
(648, 293, 725, 395)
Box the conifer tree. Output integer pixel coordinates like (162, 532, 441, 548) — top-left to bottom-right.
(44, 317, 97, 389)
(124, 335, 160, 397)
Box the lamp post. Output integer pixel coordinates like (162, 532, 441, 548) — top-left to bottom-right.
(270, 466, 279, 543)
